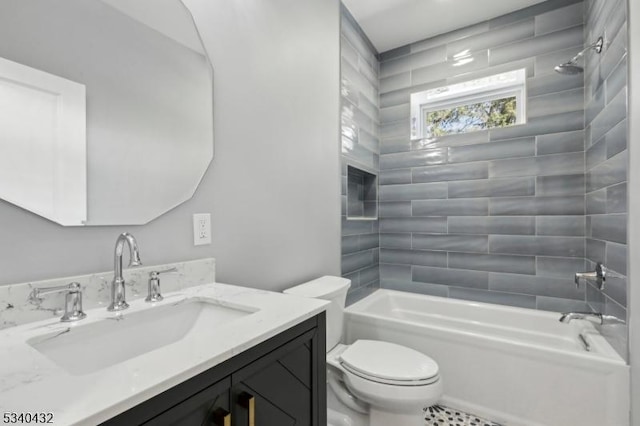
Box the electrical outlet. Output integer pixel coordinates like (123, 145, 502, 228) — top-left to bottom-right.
(193, 213, 211, 246)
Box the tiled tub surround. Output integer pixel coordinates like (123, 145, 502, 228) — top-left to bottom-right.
(0, 258, 215, 329)
(341, 5, 381, 303)
(377, 0, 595, 312)
(583, 0, 628, 356)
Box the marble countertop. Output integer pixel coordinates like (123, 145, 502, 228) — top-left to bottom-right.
(0, 282, 328, 425)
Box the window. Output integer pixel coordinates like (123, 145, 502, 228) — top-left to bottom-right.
(410, 69, 526, 140)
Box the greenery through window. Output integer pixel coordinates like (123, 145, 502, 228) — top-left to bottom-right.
(425, 96, 517, 137)
(410, 69, 526, 140)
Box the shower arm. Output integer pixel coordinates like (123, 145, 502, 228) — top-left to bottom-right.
(568, 37, 604, 64)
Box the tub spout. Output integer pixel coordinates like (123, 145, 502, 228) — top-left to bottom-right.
(559, 312, 625, 325)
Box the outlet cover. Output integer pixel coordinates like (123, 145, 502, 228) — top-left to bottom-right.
(193, 213, 211, 246)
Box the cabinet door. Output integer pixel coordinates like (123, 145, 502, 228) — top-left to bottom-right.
(231, 329, 318, 426)
(143, 378, 231, 426)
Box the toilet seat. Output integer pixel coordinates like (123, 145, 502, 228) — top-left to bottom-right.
(339, 340, 440, 386)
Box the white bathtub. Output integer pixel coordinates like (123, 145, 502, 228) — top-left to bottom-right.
(345, 290, 629, 426)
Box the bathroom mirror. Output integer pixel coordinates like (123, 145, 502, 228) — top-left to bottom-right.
(0, 0, 213, 226)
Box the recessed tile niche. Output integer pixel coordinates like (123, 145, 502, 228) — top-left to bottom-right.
(347, 165, 377, 220)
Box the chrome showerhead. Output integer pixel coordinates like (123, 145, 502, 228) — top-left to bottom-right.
(554, 62, 584, 75)
(554, 36, 603, 76)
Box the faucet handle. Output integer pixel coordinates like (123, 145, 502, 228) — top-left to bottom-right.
(29, 282, 86, 322)
(146, 267, 177, 303)
(149, 267, 178, 279)
(574, 263, 607, 289)
(29, 283, 73, 302)
(60, 282, 87, 322)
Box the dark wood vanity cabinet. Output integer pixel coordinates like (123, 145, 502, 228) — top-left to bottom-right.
(101, 313, 326, 426)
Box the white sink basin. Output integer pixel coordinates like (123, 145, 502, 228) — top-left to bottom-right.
(27, 298, 254, 375)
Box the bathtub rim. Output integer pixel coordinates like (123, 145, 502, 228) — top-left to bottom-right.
(345, 289, 627, 366)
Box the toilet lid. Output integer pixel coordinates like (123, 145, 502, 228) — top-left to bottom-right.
(339, 340, 439, 383)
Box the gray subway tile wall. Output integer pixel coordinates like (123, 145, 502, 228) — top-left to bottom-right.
(448, 216, 536, 235)
(528, 72, 583, 97)
(379, 202, 412, 217)
(536, 216, 586, 236)
(489, 273, 584, 300)
(448, 252, 536, 275)
(413, 266, 489, 289)
(536, 129, 584, 155)
(584, 0, 628, 357)
(535, 2, 585, 35)
(489, 0, 581, 29)
(376, 0, 599, 312)
(447, 137, 536, 163)
(489, 195, 585, 216)
(379, 182, 447, 201)
(412, 163, 490, 183)
(447, 177, 535, 198)
(340, 6, 381, 300)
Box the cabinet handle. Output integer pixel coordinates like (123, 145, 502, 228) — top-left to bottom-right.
(212, 408, 231, 426)
(239, 392, 255, 426)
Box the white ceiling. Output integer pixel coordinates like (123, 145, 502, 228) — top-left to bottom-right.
(342, 0, 548, 53)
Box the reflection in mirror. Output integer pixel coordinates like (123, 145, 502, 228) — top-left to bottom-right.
(410, 69, 526, 141)
(0, 57, 87, 226)
(0, 0, 213, 226)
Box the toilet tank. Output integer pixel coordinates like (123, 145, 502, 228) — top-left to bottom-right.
(284, 276, 350, 352)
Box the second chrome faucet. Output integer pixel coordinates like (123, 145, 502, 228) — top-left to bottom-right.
(108, 232, 142, 312)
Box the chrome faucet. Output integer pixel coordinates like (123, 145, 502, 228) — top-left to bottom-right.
(108, 232, 142, 312)
(574, 263, 606, 289)
(559, 312, 625, 326)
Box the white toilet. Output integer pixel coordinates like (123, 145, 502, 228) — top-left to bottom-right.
(285, 276, 443, 426)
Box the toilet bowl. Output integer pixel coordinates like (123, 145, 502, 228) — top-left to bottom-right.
(284, 276, 443, 426)
(328, 408, 354, 426)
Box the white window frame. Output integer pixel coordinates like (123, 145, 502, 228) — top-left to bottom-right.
(410, 69, 527, 140)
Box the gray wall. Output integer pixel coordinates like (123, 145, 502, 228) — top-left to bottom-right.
(583, 0, 628, 357)
(340, 6, 381, 303)
(377, 0, 592, 311)
(0, 0, 342, 290)
(627, 0, 639, 421)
